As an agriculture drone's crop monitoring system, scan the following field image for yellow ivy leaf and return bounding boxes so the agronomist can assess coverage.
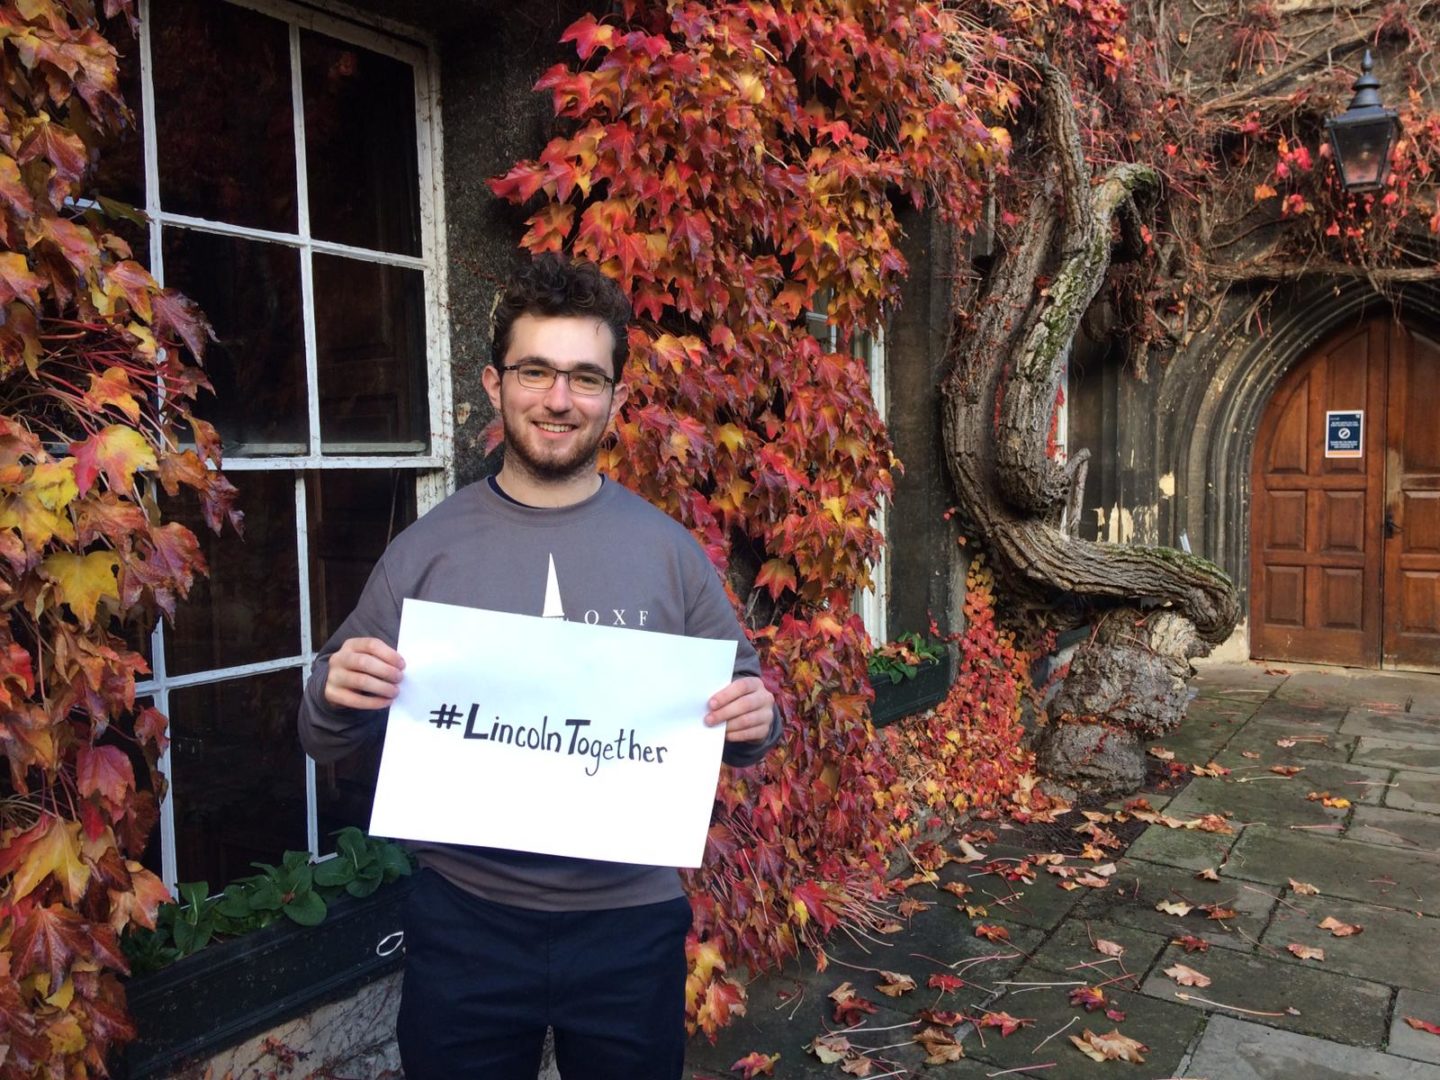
[45,1012,86,1056]
[41,551,119,626]
[10,818,90,905]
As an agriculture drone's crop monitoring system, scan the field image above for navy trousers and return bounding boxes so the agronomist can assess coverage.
[395,869,692,1079]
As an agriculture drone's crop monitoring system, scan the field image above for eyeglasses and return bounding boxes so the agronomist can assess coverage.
[500,362,615,396]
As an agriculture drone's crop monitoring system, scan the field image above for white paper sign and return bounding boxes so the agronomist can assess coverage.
[368,599,737,868]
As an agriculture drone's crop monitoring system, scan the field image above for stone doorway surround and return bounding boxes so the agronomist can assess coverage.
[1159,279,1440,664]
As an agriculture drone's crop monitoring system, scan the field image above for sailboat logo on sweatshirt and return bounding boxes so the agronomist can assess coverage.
[541,553,649,627]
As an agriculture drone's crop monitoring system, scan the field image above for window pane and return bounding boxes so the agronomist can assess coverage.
[149,0,297,232]
[162,229,308,455]
[302,32,421,256]
[165,471,301,676]
[126,696,163,879]
[306,470,416,647]
[306,470,416,851]
[314,255,428,451]
[169,671,307,888]
[90,16,147,260]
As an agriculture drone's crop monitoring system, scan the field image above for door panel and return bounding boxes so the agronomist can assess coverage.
[1383,330,1440,669]
[1251,322,1386,666]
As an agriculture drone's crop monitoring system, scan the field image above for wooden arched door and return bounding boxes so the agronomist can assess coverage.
[1251,319,1440,671]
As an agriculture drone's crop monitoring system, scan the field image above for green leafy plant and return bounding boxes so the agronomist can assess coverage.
[866,633,947,685]
[121,830,412,976]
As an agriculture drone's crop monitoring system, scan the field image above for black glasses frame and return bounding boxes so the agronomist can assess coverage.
[500,362,615,396]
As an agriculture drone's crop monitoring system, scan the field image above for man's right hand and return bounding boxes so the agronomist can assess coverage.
[323,637,406,710]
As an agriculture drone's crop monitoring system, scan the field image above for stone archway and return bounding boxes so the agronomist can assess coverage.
[1163,280,1440,658]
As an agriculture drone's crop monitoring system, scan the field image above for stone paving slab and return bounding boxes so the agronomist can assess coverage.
[1191,662,1289,697]
[1392,989,1440,1066]
[1262,893,1440,994]
[1072,858,1276,952]
[966,963,1204,1079]
[1348,805,1440,850]
[1185,1015,1440,1079]
[823,895,1045,1012]
[1344,708,1440,747]
[1026,917,1170,984]
[950,871,1083,933]
[1213,719,1358,766]
[1388,770,1440,814]
[1228,829,1440,914]
[1162,764,1388,830]
[1182,694,1262,726]
[1354,737,1440,772]
[1249,696,1352,727]
[1140,939,1393,1047]
[1272,667,1433,710]
[1153,717,1243,764]
[1122,819,1240,872]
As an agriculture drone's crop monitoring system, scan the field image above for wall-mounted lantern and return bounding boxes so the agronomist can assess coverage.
[1325,50,1400,192]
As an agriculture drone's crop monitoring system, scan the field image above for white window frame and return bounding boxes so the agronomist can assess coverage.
[131,0,453,889]
[805,311,889,645]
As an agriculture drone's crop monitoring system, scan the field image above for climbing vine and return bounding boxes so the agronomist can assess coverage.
[0,2,233,1073]
[490,0,1038,1034]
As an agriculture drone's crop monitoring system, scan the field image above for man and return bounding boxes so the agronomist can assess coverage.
[297,254,780,1079]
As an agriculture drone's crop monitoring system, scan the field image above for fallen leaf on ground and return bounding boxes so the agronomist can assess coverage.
[828,982,878,1024]
[1095,938,1126,958]
[1070,985,1108,1011]
[1270,765,1304,776]
[1070,1028,1148,1064]
[1318,916,1363,937]
[1202,903,1238,920]
[1241,750,1261,759]
[893,871,937,890]
[1172,934,1210,952]
[1192,761,1230,777]
[964,904,988,917]
[897,897,931,917]
[1195,867,1221,881]
[840,1057,873,1077]
[1189,813,1235,834]
[1164,963,1211,987]
[1076,873,1113,888]
[1148,747,1175,761]
[941,881,971,899]
[928,972,965,993]
[1105,1006,1127,1022]
[979,1011,1031,1037]
[1276,738,1298,748]
[954,838,986,863]
[975,923,1010,941]
[1032,852,1066,866]
[731,1051,779,1078]
[920,1008,963,1027]
[1287,943,1325,960]
[875,970,915,997]
[914,1025,964,1063]
[1156,900,1194,916]
[808,1034,851,1064]
[1404,1017,1440,1036]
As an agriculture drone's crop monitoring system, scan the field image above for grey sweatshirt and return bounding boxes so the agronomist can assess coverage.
[298,477,780,911]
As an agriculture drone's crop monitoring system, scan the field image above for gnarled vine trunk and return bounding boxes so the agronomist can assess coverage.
[941,62,1241,796]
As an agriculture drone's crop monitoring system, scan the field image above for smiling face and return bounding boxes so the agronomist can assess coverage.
[482,314,628,491]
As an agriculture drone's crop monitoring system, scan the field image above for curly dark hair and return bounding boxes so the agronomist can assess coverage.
[491,254,632,379]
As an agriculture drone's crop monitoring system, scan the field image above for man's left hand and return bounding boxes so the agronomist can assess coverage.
[705,676,775,743]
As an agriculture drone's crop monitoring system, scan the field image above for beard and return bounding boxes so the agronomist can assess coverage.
[500,409,606,483]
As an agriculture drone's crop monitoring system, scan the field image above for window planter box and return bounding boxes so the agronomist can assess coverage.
[116,877,412,1079]
[869,655,953,728]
